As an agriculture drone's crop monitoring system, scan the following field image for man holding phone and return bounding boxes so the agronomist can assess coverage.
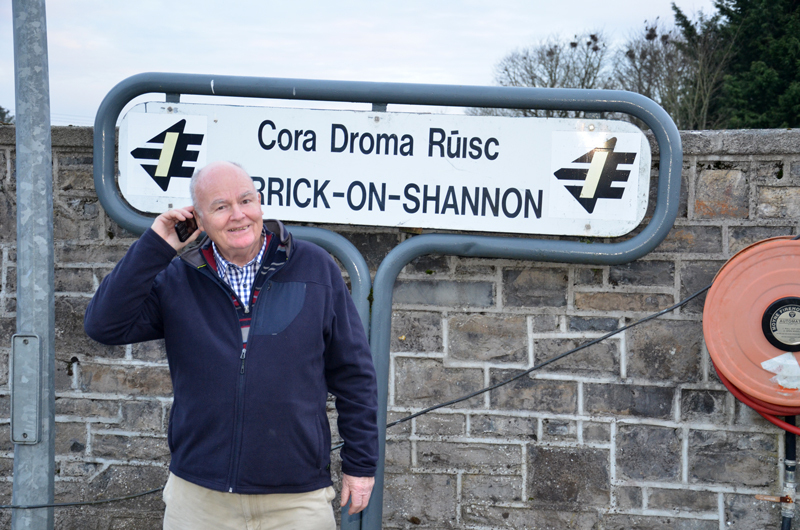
[84,161,378,530]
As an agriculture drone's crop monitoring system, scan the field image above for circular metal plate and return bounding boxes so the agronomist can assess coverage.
[703,236,800,406]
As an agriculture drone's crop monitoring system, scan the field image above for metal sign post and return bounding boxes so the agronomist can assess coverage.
[11,0,56,529]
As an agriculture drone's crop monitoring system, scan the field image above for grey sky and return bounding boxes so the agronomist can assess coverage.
[2,0,716,126]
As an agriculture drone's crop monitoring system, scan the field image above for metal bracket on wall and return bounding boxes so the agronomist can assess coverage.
[95,72,683,530]
[11,334,42,445]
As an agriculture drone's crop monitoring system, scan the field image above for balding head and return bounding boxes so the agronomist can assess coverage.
[190,161,250,212]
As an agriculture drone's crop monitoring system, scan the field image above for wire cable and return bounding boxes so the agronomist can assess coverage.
[0,486,164,510]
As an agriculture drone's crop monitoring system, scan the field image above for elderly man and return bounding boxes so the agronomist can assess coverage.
[84,161,378,530]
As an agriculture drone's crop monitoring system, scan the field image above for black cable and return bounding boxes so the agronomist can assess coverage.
[0,486,164,510]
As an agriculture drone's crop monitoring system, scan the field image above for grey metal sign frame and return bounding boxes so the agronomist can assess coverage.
[94,72,682,529]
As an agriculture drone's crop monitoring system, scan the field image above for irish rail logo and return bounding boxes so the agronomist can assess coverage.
[130,119,204,192]
[553,137,636,214]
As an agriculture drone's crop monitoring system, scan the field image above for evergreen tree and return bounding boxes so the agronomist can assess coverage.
[0,106,13,124]
[716,0,800,128]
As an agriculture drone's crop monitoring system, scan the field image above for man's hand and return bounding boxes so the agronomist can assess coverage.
[150,206,201,251]
[341,474,374,515]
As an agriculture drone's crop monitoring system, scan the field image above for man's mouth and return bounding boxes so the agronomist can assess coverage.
[228,226,249,233]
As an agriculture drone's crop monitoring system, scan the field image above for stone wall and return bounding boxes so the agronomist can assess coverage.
[0,126,799,528]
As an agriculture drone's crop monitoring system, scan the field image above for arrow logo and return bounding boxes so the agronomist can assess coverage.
[553,137,637,213]
[130,119,204,191]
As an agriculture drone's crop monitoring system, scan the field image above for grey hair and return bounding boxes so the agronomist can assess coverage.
[189,161,249,211]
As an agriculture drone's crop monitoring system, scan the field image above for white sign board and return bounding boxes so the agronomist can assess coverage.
[119,102,651,237]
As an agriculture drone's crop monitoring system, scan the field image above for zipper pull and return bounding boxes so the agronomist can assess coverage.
[240,349,246,374]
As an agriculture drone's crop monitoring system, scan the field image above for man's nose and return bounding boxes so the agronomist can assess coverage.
[230,204,245,219]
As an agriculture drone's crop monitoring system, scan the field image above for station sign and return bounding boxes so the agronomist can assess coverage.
[118,102,651,237]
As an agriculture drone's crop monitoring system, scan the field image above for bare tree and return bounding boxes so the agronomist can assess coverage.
[468,33,614,118]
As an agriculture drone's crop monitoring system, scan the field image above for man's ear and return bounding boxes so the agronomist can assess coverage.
[194,210,204,232]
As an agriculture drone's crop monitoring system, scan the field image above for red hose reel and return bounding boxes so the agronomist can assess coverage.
[703,236,800,435]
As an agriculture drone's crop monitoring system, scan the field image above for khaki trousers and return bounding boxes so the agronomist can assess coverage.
[162,473,336,530]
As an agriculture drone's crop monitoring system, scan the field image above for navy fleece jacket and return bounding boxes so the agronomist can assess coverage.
[84,221,378,494]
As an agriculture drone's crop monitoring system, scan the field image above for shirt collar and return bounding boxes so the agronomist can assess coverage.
[211,227,268,276]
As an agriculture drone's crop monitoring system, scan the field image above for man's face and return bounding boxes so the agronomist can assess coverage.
[194,163,264,266]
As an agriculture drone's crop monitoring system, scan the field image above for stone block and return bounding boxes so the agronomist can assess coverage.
[462,505,600,529]
[627,320,703,382]
[56,242,133,265]
[532,314,560,332]
[528,446,609,506]
[383,472,457,527]
[542,418,577,441]
[616,425,681,481]
[535,338,619,376]
[724,492,781,528]
[55,422,87,455]
[384,439,411,471]
[574,267,603,286]
[54,196,104,241]
[56,296,125,358]
[689,430,777,486]
[390,311,442,352]
[584,422,610,442]
[757,187,800,218]
[131,339,167,362]
[78,363,173,397]
[85,464,168,511]
[386,411,411,435]
[57,154,95,192]
[655,226,722,254]
[393,279,494,307]
[453,259,495,276]
[584,383,674,419]
[616,486,642,509]
[681,389,729,424]
[753,160,785,180]
[694,169,748,219]
[609,260,675,286]
[734,401,773,427]
[568,316,619,332]
[55,397,120,420]
[342,231,399,272]
[58,460,103,478]
[91,433,170,462]
[574,292,674,312]
[415,414,465,436]
[649,487,717,511]
[729,225,795,254]
[417,441,521,471]
[470,414,538,440]
[448,314,527,363]
[0,316,16,348]
[393,357,483,408]
[462,474,523,503]
[679,260,725,315]
[489,370,577,413]
[120,400,164,432]
[0,186,15,243]
[55,267,95,293]
[408,254,449,275]
[503,268,568,307]
[596,515,716,529]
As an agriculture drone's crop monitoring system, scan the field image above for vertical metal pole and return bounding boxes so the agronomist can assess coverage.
[11,0,55,528]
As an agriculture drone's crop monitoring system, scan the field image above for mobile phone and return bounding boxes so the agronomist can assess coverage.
[174,217,198,242]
